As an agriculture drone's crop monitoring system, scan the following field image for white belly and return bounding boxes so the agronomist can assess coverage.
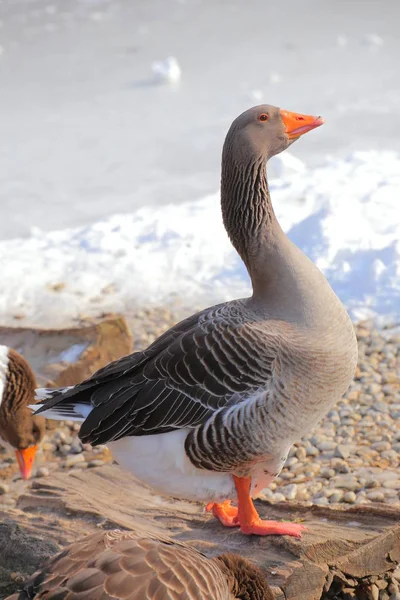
[108,429,289,503]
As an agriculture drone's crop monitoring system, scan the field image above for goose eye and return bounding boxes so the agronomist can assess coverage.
[259,113,269,122]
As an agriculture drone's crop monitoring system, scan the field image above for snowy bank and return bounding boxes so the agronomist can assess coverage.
[1,151,399,326]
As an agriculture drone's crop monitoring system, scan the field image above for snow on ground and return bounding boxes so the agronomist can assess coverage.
[0,150,399,327]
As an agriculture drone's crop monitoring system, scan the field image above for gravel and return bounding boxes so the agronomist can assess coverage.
[0,313,399,511]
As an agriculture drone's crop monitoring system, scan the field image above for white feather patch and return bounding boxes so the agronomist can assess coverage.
[0,345,10,408]
[30,402,92,422]
[35,386,73,401]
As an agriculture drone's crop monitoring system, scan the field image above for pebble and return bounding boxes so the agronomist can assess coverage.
[0,483,10,495]
[376,580,388,591]
[64,454,86,467]
[73,461,88,469]
[42,442,56,452]
[343,491,357,504]
[282,484,297,501]
[305,445,319,457]
[335,444,352,459]
[69,439,83,454]
[88,459,105,468]
[371,584,380,600]
[392,568,400,583]
[317,441,337,452]
[295,447,307,460]
[320,468,335,479]
[372,401,390,413]
[388,583,399,594]
[333,475,359,491]
[329,491,343,503]
[371,441,391,451]
[366,491,385,502]
[0,317,399,513]
[313,497,329,506]
[270,493,286,503]
[35,467,50,478]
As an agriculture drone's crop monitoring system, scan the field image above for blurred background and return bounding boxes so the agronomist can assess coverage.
[0,0,399,325]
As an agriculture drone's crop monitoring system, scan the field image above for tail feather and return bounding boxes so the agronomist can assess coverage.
[35,386,73,401]
[30,387,92,423]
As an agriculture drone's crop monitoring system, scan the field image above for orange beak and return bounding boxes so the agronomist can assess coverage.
[15,444,39,480]
[280,109,324,140]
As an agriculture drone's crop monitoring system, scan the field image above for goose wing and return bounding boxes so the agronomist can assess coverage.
[8,530,231,600]
[36,302,278,445]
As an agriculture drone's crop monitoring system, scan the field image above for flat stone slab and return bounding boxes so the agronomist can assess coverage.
[0,464,397,600]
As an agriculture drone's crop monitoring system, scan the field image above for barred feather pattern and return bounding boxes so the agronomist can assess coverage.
[221,152,274,270]
[5,529,273,600]
[33,105,358,482]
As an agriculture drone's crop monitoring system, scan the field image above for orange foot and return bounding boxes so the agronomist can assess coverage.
[240,518,306,538]
[205,500,239,527]
[206,476,307,538]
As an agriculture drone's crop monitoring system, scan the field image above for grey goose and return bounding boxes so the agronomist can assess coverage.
[33,105,358,537]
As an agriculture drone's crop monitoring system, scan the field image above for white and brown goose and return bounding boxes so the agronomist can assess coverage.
[0,346,45,479]
[33,105,358,537]
[6,529,274,600]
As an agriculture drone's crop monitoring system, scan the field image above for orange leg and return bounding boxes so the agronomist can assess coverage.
[233,475,306,537]
[205,500,239,527]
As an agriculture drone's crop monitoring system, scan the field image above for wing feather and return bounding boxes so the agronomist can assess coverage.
[37,302,279,446]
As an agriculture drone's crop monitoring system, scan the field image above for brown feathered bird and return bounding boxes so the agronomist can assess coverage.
[6,529,274,600]
[0,345,45,479]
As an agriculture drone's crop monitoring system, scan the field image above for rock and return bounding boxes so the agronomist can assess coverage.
[329,491,344,503]
[365,479,380,489]
[371,441,392,452]
[313,497,330,506]
[0,521,59,597]
[392,567,400,582]
[317,441,337,452]
[64,454,86,468]
[41,442,56,452]
[69,439,83,454]
[372,402,390,414]
[371,584,380,600]
[87,460,105,468]
[320,468,335,479]
[382,450,398,461]
[282,484,297,501]
[35,467,50,478]
[367,491,385,502]
[0,314,133,389]
[295,447,307,460]
[0,484,9,496]
[271,492,286,503]
[343,491,357,504]
[333,476,359,491]
[53,431,70,445]
[335,444,352,459]
[305,445,319,457]
[374,580,388,591]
